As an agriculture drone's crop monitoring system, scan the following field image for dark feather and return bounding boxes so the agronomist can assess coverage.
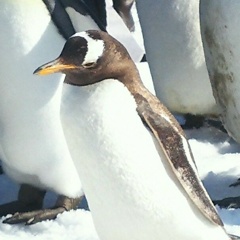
[42,0,106,40]
[136,93,223,226]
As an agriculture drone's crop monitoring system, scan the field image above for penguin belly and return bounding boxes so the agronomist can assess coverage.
[136,0,218,116]
[0,0,82,197]
[61,80,228,240]
[200,0,240,143]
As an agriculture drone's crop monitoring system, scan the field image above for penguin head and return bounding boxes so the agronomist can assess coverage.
[34,30,133,86]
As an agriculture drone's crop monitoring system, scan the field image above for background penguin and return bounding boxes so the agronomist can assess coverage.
[0,0,142,224]
[135,0,219,128]
[200,0,240,207]
[112,0,135,31]
[0,0,107,224]
[105,0,144,62]
[200,0,240,143]
[35,30,231,240]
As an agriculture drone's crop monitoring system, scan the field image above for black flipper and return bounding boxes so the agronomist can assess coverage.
[135,93,223,226]
[42,0,106,40]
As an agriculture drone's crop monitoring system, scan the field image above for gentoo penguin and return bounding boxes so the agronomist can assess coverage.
[200,0,240,200]
[135,0,218,119]
[0,0,105,224]
[34,30,231,240]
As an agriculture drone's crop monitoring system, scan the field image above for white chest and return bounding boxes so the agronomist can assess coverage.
[61,80,228,240]
[0,1,82,197]
[136,0,217,115]
[0,0,65,112]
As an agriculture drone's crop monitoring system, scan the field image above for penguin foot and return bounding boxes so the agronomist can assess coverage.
[3,196,81,225]
[181,113,227,133]
[1,184,82,224]
[3,207,65,225]
[0,184,46,217]
[205,118,227,133]
[181,114,205,129]
[3,195,82,225]
[0,200,44,217]
[213,196,240,209]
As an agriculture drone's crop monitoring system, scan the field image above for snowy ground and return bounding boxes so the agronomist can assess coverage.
[1,2,240,240]
[1,126,240,239]
[186,127,240,237]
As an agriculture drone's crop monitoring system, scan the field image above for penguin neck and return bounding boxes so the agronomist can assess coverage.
[116,60,149,102]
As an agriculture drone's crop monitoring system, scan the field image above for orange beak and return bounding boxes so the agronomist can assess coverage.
[33,58,77,76]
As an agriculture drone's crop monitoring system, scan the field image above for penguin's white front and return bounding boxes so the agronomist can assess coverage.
[0,0,82,197]
[61,80,229,240]
[136,0,218,115]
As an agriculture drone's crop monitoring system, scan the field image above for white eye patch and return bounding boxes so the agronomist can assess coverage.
[71,32,105,65]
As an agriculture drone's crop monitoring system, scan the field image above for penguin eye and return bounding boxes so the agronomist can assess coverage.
[82,62,96,69]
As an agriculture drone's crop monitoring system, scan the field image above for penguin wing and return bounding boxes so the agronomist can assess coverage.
[43,0,75,39]
[43,0,106,40]
[136,97,223,226]
[59,0,107,31]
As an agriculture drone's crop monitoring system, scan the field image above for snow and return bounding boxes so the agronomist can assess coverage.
[0,209,98,240]
[185,128,240,236]
[1,2,240,240]
[1,126,240,239]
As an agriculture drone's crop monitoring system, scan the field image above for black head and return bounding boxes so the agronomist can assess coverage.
[34,30,133,86]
